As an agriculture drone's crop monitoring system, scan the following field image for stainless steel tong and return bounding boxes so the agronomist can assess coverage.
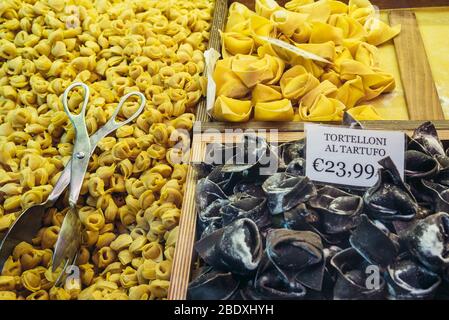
[0,82,146,278]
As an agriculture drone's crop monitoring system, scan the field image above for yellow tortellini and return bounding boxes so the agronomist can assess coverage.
[0,0,213,300]
[211,0,400,122]
[212,96,252,122]
[254,99,294,121]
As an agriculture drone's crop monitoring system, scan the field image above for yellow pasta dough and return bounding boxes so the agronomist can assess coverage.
[254,99,295,121]
[211,0,401,122]
[0,0,214,300]
[212,96,252,122]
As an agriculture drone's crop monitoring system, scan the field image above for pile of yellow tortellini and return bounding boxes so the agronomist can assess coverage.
[211,0,400,122]
[0,0,214,300]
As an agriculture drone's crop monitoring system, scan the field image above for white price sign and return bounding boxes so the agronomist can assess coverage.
[305,124,405,188]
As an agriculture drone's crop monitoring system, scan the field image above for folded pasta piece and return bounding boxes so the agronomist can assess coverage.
[291,21,312,43]
[257,42,294,67]
[343,39,379,67]
[285,0,314,10]
[348,0,375,24]
[286,0,331,23]
[347,104,383,120]
[270,9,308,37]
[293,113,301,121]
[252,83,283,104]
[328,0,349,14]
[310,22,344,45]
[339,58,381,79]
[0,0,215,300]
[333,46,354,73]
[362,71,396,100]
[296,41,336,61]
[263,54,286,84]
[335,76,365,108]
[298,95,345,121]
[0,123,13,136]
[249,14,276,45]
[231,54,272,88]
[328,14,367,40]
[340,60,395,100]
[212,96,252,122]
[256,0,281,18]
[254,99,294,121]
[221,32,254,57]
[321,70,342,87]
[354,42,379,67]
[365,17,401,46]
[256,34,330,70]
[226,2,254,34]
[0,141,18,171]
[280,65,320,100]
[301,80,338,107]
[213,58,250,98]
[296,57,326,78]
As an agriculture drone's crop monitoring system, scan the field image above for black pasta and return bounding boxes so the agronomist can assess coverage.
[309,186,363,234]
[188,125,449,300]
[363,157,418,222]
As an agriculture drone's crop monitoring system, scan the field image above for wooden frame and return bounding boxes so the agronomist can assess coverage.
[168,128,449,300]
[196,0,449,126]
[169,0,449,301]
[199,119,449,132]
[390,10,444,120]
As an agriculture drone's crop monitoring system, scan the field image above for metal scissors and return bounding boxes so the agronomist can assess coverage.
[0,82,146,280]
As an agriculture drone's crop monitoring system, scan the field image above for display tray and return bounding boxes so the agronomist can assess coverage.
[196,0,449,130]
[168,126,449,300]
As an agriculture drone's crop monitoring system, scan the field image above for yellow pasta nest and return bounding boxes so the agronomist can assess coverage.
[211,0,400,122]
[0,0,214,300]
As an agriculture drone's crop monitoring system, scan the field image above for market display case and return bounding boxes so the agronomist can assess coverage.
[1,0,449,301]
[196,0,449,130]
[169,128,449,299]
[168,0,449,300]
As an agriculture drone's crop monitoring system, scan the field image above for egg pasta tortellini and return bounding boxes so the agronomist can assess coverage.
[211,0,400,122]
[0,0,213,300]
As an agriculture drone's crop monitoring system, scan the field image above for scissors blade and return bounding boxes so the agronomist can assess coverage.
[52,208,82,272]
[52,143,87,271]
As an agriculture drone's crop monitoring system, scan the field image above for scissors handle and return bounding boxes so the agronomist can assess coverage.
[47,88,146,205]
[62,82,90,120]
[88,91,146,148]
[62,82,92,207]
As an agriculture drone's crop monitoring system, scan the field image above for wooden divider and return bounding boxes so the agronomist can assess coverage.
[168,134,204,300]
[200,120,449,132]
[195,0,228,123]
[390,10,444,120]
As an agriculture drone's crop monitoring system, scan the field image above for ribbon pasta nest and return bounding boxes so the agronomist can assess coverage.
[211,0,401,122]
[0,0,214,300]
